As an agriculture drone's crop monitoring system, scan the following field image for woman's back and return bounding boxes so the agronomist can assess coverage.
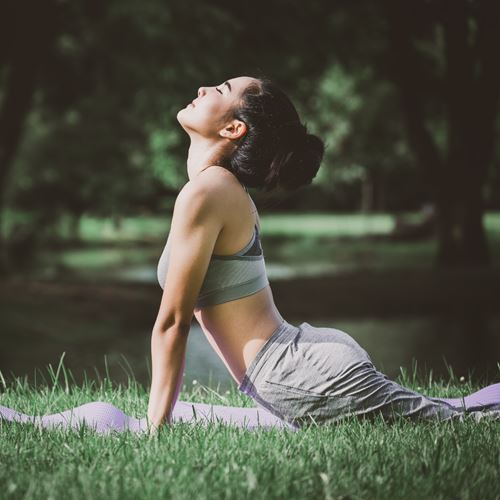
[157,219,269,309]
[160,166,284,385]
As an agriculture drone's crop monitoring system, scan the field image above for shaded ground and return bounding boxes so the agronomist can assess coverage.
[1,268,499,388]
[2,211,499,389]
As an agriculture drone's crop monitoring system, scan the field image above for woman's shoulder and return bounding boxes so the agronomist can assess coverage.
[195,165,240,190]
[175,167,238,218]
[180,167,240,202]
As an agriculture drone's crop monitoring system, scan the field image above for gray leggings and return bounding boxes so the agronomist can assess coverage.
[238,320,500,429]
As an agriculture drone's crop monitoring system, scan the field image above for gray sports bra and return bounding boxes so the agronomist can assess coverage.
[156,213,269,309]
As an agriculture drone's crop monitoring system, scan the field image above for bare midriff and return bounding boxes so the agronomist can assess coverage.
[189,165,284,386]
[193,286,284,386]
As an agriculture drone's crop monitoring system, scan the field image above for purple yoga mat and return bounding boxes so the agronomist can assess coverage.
[0,399,297,434]
[1,383,499,434]
[430,383,500,408]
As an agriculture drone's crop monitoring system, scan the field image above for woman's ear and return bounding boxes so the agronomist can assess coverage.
[220,119,247,141]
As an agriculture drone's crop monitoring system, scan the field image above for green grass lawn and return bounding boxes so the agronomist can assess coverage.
[72,211,500,241]
[1,363,499,500]
[28,211,500,279]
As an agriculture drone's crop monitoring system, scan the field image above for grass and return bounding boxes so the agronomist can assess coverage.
[2,213,499,498]
[1,358,499,500]
[26,211,500,279]
[68,211,500,241]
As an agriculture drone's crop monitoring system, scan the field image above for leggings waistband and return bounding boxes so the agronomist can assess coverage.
[238,319,300,395]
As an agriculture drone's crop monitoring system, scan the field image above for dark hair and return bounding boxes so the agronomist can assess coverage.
[222,77,325,192]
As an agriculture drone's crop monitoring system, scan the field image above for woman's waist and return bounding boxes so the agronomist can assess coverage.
[193,289,284,376]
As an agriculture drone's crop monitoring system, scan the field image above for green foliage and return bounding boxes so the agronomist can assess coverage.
[298,62,423,210]
[2,0,499,270]
[147,122,186,189]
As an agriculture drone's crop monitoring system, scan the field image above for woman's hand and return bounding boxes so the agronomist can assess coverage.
[148,422,160,439]
[147,414,172,438]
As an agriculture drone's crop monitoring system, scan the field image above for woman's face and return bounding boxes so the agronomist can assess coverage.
[177,76,256,140]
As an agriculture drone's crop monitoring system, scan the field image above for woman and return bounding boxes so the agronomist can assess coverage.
[1,76,498,435]
[149,75,500,432]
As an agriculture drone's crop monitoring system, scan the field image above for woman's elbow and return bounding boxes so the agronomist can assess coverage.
[152,315,191,337]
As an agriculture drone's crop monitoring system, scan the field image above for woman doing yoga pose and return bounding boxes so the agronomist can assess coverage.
[1,76,499,434]
[149,75,500,432]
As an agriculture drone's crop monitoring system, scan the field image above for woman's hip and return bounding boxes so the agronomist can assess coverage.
[237,320,375,425]
[237,320,473,427]
[238,321,372,394]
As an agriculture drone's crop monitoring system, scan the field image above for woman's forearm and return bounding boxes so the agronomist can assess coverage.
[147,326,189,430]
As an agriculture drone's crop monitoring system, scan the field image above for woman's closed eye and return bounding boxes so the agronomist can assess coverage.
[216,87,223,94]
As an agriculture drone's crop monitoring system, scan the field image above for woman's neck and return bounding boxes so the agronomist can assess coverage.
[186,135,231,180]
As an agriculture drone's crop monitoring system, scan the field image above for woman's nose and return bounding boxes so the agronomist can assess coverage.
[198,87,206,97]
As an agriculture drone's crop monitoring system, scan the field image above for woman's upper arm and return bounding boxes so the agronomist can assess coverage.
[152,180,224,334]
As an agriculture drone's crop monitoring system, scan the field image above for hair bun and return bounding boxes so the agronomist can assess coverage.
[268,123,325,190]
[227,77,326,192]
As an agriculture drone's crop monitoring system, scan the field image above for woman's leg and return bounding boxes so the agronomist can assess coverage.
[241,321,500,427]
[0,399,297,434]
[169,400,297,431]
[428,383,500,410]
[326,364,500,425]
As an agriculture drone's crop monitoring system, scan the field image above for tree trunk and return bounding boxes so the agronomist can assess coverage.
[0,1,58,270]
[0,206,9,274]
[384,0,500,268]
[461,183,490,266]
[360,170,374,213]
[435,175,490,268]
[435,195,459,267]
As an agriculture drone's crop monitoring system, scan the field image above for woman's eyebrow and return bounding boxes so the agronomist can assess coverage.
[223,81,232,92]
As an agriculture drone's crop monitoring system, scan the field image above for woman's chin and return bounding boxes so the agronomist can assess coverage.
[176,108,189,124]
[177,104,194,118]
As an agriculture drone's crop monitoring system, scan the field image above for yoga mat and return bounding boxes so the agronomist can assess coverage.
[1,383,499,434]
[0,399,298,434]
[430,383,500,409]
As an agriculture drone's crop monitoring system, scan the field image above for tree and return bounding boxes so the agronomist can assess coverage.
[2,0,498,271]
[383,0,500,267]
[0,0,60,269]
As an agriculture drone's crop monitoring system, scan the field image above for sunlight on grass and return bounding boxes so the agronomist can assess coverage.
[59,247,159,269]
[32,211,500,279]
[79,216,170,242]
[0,356,499,500]
[77,212,399,242]
[484,212,500,233]
[261,213,395,237]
